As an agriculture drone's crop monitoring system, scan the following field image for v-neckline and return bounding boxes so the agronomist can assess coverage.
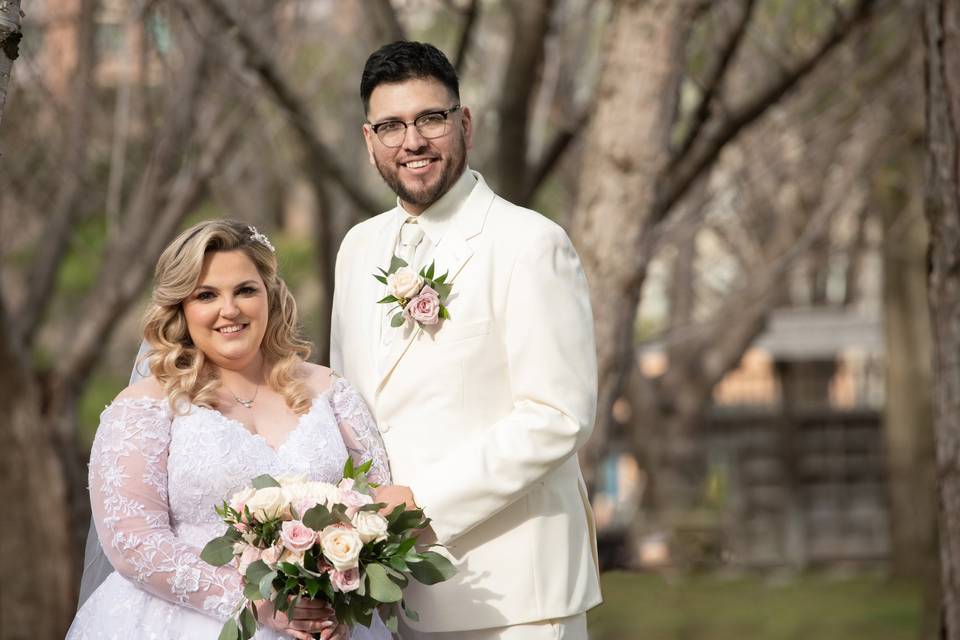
[193,384,335,454]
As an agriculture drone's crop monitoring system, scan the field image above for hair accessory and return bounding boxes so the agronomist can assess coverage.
[247,225,276,253]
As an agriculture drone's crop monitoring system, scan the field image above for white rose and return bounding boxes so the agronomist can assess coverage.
[275,473,308,486]
[387,267,423,300]
[283,481,339,516]
[351,511,388,544]
[319,525,363,571]
[245,487,288,521]
[229,487,256,512]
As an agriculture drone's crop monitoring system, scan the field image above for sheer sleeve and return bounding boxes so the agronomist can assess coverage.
[88,398,243,621]
[329,376,391,485]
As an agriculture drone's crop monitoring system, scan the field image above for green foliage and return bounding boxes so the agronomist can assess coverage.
[201,535,237,566]
[587,572,922,640]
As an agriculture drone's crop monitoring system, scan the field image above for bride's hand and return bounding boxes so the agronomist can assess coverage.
[254,598,346,640]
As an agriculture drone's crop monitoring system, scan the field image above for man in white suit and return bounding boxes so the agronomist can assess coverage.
[330,41,601,639]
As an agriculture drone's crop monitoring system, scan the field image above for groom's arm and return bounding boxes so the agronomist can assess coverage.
[407,223,597,546]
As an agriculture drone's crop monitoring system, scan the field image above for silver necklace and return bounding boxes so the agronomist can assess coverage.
[226,380,260,408]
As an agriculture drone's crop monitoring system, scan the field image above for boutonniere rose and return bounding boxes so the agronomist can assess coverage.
[373,256,452,328]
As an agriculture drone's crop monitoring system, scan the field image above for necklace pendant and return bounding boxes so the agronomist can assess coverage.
[237,398,254,409]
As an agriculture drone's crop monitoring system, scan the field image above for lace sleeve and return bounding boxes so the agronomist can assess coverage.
[88,398,243,621]
[329,377,391,485]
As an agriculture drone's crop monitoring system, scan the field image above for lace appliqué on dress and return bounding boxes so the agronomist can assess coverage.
[330,376,392,485]
[89,399,243,621]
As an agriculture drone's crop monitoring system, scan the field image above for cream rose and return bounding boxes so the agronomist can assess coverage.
[319,525,363,571]
[245,487,288,521]
[260,545,282,567]
[280,548,306,566]
[229,487,256,513]
[351,511,388,544]
[237,545,262,575]
[387,267,423,300]
[283,481,339,516]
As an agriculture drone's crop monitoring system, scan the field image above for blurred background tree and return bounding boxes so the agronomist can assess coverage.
[0,1,942,638]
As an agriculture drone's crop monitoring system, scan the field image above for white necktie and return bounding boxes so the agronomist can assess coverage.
[397,217,425,267]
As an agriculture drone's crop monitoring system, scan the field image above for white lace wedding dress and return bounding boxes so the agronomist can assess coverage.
[67,376,392,640]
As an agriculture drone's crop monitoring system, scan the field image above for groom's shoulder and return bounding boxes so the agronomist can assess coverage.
[339,209,394,256]
[487,195,571,250]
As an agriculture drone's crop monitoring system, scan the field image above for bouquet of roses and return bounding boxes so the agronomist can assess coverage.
[201,459,455,639]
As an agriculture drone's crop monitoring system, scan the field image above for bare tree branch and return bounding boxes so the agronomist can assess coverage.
[0,0,23,133]
[520,108,590,205]
[365,0,406,45]
[657,0,880,221]
[186,0,383,215]
[453,0,480,74]
[495,0,557,202]
[673,0,758,163]
[14,0,98,347]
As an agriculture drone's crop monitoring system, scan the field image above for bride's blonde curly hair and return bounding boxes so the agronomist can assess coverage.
[142,219,313,415]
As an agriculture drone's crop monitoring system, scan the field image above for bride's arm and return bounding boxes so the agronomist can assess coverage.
[88,395,243,621]
[329,376,391,486]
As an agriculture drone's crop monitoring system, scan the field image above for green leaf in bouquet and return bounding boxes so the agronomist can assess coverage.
[201,535,237,566]
[245,560,272,585]
[395,537,417,556]
[252,474,281,489]
[390,312,406,328]
[358,502,388,513]
[284,576,299,591]
[239,606,257,639]
[373,274,388,285]
[343,456,356,479]
[439,305,451,320]
[389,255,407,273]
[365,563,403,603]
[388,555,408,573]
[358,458,373,474]
[243,580,262,601]
[389,507,428,533]
[377,294,398,304]
[302,504,337,530]
[434,282,453,302]
[277,562,301,576]
[402,598,420,622]
[434,272,448,285]
[259,570,278,600]
[408,551,457,585]
[378,267,389,277]
[218,618,240,640]
[426,262,435,280]
[306,577,321,599]
[330,503,352,524]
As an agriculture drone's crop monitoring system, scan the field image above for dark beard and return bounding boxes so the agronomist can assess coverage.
[376,139,467,209]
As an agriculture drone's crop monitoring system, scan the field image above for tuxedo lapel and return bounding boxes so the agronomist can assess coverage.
[375,173,496,394]
[366,212,404,378]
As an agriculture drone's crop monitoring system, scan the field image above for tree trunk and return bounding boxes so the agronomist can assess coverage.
[571,0,696,486]
[0,0,22,131]
[924,0,959,636]
[0,304,74,639]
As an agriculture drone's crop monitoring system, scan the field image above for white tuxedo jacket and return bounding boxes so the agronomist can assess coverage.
[330,171,602,632]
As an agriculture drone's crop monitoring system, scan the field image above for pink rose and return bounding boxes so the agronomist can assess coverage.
[403,286,440,325]
[337,488,373,518]
[280,520,316,553]
[237,545,261,575]
[330,568,360,593]
[260,545,282,567]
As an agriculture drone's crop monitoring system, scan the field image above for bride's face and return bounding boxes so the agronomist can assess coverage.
[182,250,269,371]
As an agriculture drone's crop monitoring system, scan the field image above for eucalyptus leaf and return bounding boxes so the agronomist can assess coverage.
[217,618,240,640]
[374,274,388,284]
[439,306,450,320]
[389,255,407,272]
[365,563,403,602]
[251,474,281,489]
[390,313,406,328]
[358,501,388,512]
[408,551,457,584]
[259,571,278,600]
[377,295,398,304]
[302,504,336,531]
[200,535,236,566]
[243,581,262,601]
[402,599,420,622]
[434,272,447,285]
[245,560,272,585]
[239,606,257,638]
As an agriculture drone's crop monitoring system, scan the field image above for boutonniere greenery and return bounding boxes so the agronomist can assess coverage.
[373,256,452,328]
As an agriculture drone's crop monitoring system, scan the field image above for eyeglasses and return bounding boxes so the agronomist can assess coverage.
[369,105,461,148]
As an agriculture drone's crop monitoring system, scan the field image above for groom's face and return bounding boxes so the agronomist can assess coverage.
[363,77,472,214]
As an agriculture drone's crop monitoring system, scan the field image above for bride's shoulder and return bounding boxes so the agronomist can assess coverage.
[113,377,166,404]
[299,362,337,396]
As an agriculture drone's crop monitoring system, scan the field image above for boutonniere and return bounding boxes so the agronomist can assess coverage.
[373,256,452,328]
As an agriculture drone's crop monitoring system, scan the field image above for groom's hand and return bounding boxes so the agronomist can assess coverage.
[374,484,419,513]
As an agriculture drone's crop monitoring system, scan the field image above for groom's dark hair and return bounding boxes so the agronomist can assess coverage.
[360,41,460,114]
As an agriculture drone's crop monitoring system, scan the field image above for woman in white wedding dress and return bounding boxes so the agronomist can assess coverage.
[67,220,392,640]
